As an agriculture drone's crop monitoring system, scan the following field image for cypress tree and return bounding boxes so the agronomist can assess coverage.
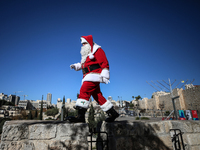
[34,110,38,119]
[77,93,79,99]
[63,96,66,118]
[28,110,33,120]
[88,104,96,132]
[39,95,43,120]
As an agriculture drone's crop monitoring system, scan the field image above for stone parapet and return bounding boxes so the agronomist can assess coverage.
[1,120,200,150]
[101,120,200,150]
[0,120,88,150]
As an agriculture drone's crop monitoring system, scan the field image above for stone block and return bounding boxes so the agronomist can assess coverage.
[1,123,28,141]
[0,141,35,150]
[147,121,165,135]
[158,134,173,148]
[170,121,193,133]
[182,133,189,147]
[56,123,88,141]
[102,122,128,136]
[0,141,22,150]
[57,123,74,137]
[73,123,89,136]
[32,140,48,150]
[128,122,151,136]
[191,145,200,150]
[115,137,133,150]
[191,122,200,133]
[49,140,88,150]
[29,124,56,140]
[187,134,200,145]
[19,141,35,150]
[163,121,173,133]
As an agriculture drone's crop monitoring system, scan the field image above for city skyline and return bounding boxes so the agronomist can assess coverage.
[1,0,200,104]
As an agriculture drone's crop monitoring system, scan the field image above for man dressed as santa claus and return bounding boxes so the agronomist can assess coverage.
[68,35,119,123]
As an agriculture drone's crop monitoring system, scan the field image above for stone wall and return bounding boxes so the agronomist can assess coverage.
[146,98,156,110]
[0,120,88,150]
[138,99,145,109]
[1,120,200,150]
[182,86,200,110]
[137,87,200,112]
[101,120,200,150]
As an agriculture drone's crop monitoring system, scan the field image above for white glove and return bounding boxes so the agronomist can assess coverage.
[70,64,75,70]
[70,63,81,71]
[100,76,110,84]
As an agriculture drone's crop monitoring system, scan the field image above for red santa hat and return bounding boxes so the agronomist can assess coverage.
[80,35,95,59]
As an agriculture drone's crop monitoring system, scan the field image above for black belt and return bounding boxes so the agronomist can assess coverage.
[82,64,101,74]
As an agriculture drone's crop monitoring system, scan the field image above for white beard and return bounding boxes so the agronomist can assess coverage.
[80,44,91,64]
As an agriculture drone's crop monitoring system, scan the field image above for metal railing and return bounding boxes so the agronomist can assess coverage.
[170,129,186,150]
[88,131,109,150]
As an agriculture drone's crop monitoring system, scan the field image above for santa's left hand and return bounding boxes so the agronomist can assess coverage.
[70,64,75,69]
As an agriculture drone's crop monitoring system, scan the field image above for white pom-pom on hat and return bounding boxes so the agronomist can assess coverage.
[89,54,94,59]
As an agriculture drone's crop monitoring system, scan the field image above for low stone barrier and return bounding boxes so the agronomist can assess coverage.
[100,120,200,150]
[0,120,88,150]
[1,120,200,150]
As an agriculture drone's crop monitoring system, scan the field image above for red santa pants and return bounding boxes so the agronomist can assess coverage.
[78,81,107,105]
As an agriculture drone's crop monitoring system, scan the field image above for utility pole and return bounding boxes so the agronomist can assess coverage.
[169,78,179,120]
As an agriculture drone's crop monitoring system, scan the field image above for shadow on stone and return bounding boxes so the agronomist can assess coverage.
[101,121,171,150]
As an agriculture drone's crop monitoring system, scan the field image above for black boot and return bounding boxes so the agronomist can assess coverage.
[105,107,119,122]
[66,106,87,123]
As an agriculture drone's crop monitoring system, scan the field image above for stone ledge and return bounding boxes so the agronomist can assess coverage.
[1,120,200,150]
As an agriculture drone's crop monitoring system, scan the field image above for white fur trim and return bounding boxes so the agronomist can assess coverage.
[74,63,82,71]
[100,69,110,79]
[76,98,90,109]
[92,43,101,54]
[89,54,94,59]
[80,37,88,44]
[82,73,101,84]
[100,100,113,112]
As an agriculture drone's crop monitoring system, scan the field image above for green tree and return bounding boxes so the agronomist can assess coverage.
[62,96,66,118]
[45,108,59,117]
[159,103,165,117]
[132,96,134,100]
[164,111,170,116]
[88,104,96,132]
[129,103,134,108]
[96,110,106,124]
[77,93,79,99]
[34,110,38,119]
[135,95,142,101]
[39,95,43,120]
[68,110,78,116]
[0,100,15,107]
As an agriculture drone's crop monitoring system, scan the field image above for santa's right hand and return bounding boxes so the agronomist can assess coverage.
[70,64,75,69]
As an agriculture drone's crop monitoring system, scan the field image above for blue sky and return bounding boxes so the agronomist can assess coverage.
[1,0,200,104]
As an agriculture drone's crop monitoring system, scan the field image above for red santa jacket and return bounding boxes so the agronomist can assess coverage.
[73,35,110,84]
